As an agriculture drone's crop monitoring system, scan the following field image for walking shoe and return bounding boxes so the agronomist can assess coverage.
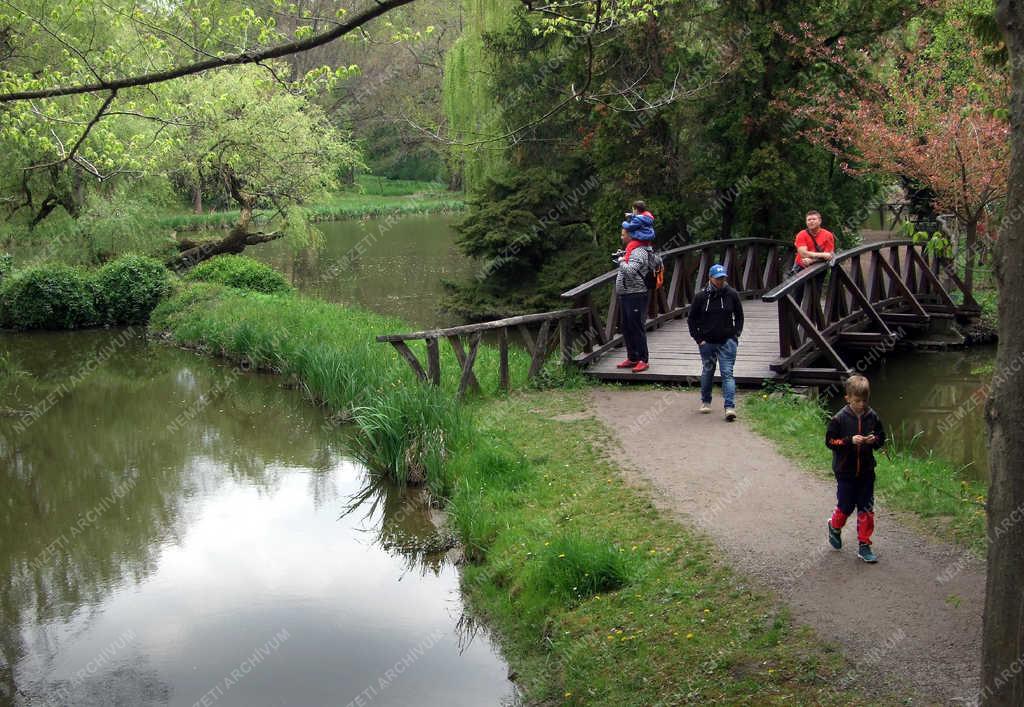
[699,403,711,414]
[827,520,842,550]
[631,361,649,373]
[615,359,637,369]
[857,543,878,563]
[724,408,737,421]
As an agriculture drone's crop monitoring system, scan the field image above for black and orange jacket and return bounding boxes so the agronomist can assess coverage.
[825,405,886,479]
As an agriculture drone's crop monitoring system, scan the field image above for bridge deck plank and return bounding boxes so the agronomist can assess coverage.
[585,300,782,386]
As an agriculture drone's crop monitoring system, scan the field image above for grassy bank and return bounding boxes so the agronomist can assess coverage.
[150,281,538,485]
[151,282,885,704]
[744,390,987,552]
[159,177,464,232]
[453,389,884,705]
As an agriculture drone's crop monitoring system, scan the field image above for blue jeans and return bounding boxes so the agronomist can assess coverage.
[699,338,737,409]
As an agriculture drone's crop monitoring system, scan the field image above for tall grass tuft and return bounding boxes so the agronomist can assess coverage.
[150,282,536,488]
[350,384,471,488]
[524,532,635,605]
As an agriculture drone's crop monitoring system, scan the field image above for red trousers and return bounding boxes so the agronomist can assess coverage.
[828,476,875,545]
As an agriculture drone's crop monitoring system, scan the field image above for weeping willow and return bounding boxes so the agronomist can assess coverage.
[443,0,515,192]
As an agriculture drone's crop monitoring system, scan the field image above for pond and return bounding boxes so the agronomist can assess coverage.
[0,330,513,706]
[253,214,475,329]
[854,347,995,481]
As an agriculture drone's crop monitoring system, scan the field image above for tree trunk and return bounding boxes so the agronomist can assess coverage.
[166,168,282,271]
[963,216,978,298]
[984,4,1024,706]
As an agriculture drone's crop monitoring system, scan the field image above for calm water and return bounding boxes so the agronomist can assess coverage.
[253,215,475,328]
[831,347,996,481]
[0,330,512,706]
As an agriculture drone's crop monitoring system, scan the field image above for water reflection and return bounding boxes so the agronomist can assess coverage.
[252,214,475,328]
[832,347,995,480]
[0,331,510,706]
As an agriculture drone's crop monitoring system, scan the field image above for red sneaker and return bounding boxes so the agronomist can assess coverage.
[616,359,637,368]
[631,361,649,373]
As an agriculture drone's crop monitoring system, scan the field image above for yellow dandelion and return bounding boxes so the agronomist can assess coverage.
[558,553,566,558]
[686,633,694,639]
[564,692,572,698]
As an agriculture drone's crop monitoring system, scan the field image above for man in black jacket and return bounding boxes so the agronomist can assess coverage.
[687,263,744,420]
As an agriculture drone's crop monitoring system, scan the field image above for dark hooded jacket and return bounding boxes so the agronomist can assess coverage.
[687,284,744,344]
[825,405,887,479]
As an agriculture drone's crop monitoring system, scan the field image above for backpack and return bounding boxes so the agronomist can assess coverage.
[642,250,665,291]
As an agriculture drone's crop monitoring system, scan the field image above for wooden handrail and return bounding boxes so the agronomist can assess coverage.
[559,237,790,299]
[376,308,588,342]
[763,239,919,302]
[377,307,590,398]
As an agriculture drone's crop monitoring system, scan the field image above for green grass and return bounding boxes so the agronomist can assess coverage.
[158,179,463,232]
[149,281,552,491]
[352,174,448,196]
[449,389,887,705]
[744,390,987,551]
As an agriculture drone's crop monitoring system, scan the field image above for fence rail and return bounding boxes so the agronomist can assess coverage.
[376,308,588,397]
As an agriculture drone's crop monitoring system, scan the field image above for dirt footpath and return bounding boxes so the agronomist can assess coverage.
[590,388,984,705]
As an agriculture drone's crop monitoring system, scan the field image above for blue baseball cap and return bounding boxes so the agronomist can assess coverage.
[709,264,728,279]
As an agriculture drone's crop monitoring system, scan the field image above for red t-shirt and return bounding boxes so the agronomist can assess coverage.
[794,228,835,267]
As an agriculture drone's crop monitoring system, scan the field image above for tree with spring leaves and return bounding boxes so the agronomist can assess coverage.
[790,24,1009,296]
[161,66,363,268]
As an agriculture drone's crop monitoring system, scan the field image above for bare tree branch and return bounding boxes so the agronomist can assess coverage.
[0,0,417,102]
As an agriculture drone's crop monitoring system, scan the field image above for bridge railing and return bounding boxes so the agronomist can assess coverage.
[376,308,588,398]
[762,239,978,382]
[560,238,794,365]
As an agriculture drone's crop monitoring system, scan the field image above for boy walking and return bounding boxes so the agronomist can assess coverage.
[826,375,887,563]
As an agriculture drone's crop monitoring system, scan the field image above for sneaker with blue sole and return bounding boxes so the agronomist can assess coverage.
[827,521,842,550]
[857,543,878,563]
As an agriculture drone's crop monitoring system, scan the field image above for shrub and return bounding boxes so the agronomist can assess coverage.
[185,255,292,295]
[0,254,12,281]
[92,255,171,325]
[0,264,97,329]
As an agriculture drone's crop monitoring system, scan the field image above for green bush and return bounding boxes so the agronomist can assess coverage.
[0,264,97,329]
[185,255,292,294]
[92,255,171,325]
[0,254,12,281]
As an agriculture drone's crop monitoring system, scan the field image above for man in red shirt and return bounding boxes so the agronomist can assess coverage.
[793,210,836,270]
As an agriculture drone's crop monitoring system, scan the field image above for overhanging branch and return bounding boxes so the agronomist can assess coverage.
[0,0,417,102]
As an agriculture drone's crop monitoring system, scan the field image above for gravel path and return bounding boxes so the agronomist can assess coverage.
[590,388,984,705]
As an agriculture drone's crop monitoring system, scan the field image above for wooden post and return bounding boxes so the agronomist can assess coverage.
[559,316,573,365]
[390,341,426,381]
[528,319,552,379]
[447,335,480,393]
[498,327,510,392]
[785,295,852,374]
[456,332,483,399]
[426,337,440,385]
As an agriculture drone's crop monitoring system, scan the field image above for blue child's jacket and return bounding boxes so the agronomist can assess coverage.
[621,212,655,241]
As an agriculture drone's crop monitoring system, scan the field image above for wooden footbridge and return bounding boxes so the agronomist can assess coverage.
[378,238,980,394]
